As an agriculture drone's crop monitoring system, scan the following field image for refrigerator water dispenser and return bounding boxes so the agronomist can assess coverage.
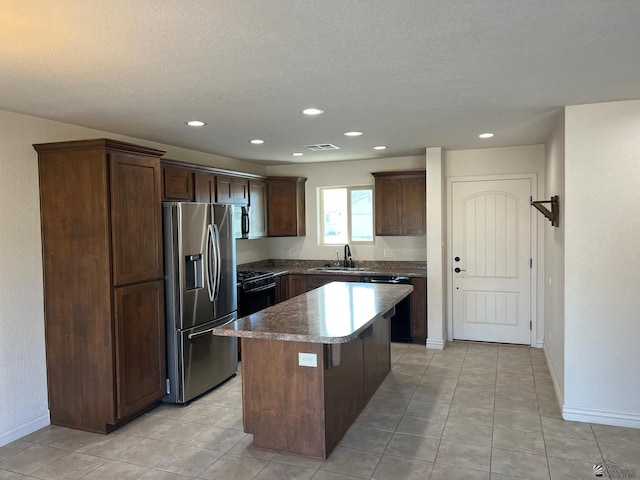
[184,254,203,290]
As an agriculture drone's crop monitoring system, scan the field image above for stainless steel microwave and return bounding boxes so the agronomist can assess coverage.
[232,205,250,239]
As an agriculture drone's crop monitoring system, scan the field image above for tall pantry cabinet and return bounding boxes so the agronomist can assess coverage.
[35,139,166,433]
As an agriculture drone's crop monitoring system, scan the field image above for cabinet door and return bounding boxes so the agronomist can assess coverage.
[323,336,365,454]
[374,171,426,236]
[402,176,426,235]
[163,166,194,200]
[274,275,289,303]
[216,175,233,203]
[114,281,166,419]
[233,178,249,205]
[410,277,427,342]
[267,178,306,236]
[249,180,268,237]
[287,274,307,298]
[374,176,403,235]
[362,315,391,401]
[195,171,216,203]
[110,153,163,286]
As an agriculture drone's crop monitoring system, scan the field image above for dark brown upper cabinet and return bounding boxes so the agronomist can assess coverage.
[111,153,164,285]
[267,176,307,237]
[162,165,194,201]
[195,171,216,203]
[372,170,426,236]
[213,175,248,205]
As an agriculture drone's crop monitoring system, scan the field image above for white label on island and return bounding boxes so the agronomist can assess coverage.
[298,352,318,368]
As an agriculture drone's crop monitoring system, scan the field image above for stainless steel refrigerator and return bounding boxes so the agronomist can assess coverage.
[162,202,238,404]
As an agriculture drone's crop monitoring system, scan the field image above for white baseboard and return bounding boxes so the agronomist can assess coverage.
[426,338,445,350]
[541,344,640,429]
[563,405,640,429]
[0,411,50,447]
[536,340,544,349]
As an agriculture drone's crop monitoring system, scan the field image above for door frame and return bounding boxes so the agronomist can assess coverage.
[447,173,538,346]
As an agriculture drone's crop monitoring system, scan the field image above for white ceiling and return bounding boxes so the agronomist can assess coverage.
[2,1,640,165]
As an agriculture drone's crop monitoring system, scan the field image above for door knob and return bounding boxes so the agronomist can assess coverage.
[454,256,460,262]
[454,267,466,273]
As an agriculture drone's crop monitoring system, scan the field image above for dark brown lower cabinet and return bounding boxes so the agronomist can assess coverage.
[274,275,289,304]
[241,315,390,460]
[287,274,307,298]
[362,317,391,401]
[114,281,166,419]
[323,339,366,454]
[410,277,427,343]
[277,273,426,343]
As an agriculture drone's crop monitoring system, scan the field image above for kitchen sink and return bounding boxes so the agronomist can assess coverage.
[308,267,370,273]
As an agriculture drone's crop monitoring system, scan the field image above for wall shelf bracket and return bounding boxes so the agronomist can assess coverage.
[531,195,559,227]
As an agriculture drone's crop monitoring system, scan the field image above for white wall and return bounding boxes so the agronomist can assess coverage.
[563,100,640,427]
[265,156,427,263]
[236,237,269,265]
[426,148,446,349]
[444,145,547,347]
[0,109,265,446]
[544,110,566,407]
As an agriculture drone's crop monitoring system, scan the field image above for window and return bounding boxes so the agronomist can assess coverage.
[319,186,374,245]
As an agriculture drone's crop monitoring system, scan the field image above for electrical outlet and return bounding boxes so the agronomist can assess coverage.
[383,248,393,258]
[298,352,317,368]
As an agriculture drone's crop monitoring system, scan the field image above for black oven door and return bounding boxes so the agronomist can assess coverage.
[238,283,276,317]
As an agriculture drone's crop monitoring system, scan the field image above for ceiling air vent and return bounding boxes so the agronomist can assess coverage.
[303,143,340,151]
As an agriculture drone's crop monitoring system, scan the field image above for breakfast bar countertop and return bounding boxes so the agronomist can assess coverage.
[214,281,413,344]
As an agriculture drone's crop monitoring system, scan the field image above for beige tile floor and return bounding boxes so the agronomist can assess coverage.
[1,342,639,479]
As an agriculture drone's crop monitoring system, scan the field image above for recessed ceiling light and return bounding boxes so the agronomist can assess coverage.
[373,145,387,150]
[344,131,363,137]
[186,120,206,127]
[478,132,494,139]
[302,108,324,116]
[249,139,265,144]
[291,152,304,157]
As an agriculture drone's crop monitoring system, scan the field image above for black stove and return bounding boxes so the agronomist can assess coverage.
[237,270,276,292]
[238,270,272,281]
[237,270,276,317]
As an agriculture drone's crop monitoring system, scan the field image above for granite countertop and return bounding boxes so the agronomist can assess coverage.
[238,260,427,278]
[214,282,413,344]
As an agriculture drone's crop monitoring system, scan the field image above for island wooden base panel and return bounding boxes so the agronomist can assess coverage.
[242,339,326,459]
[241,317,390,460]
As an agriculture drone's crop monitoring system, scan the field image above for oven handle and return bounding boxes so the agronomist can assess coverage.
[244,282,277,294]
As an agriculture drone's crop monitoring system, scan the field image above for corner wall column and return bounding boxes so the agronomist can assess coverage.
[426,147,446,349]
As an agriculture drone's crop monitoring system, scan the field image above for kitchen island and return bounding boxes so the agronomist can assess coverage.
[213,281,413,460]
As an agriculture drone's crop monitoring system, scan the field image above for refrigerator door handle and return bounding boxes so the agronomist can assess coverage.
[212,223,222,300]
[206,224,215,302]
[188,327,216,340]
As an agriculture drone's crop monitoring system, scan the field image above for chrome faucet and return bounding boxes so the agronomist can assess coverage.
[343,244,355,268]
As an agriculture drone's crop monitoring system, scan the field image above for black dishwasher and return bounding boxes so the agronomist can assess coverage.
[363,276,412,343]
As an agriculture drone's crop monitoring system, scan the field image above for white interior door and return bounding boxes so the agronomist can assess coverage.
[452,179,532,344]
